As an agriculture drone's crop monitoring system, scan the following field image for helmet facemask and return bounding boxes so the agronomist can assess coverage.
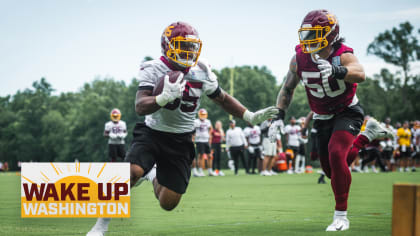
[165,35,202,68]
[298,23,336,54]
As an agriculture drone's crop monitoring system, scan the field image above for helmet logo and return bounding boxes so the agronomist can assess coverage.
[164,26,174,37]
[326,14,337,25]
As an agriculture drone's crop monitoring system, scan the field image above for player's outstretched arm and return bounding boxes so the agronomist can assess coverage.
[211,90,246,118]
[340,53,365,83]
[135,90,161,116]
[211,90,278,125]
[276,55,300,111]
[267,55,300,142]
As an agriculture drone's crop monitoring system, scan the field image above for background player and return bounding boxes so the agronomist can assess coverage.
[244,123,262,174]
[260,119,280,176]
[193,108,214,176]
[268,10,394,231]
[396,121,413,172]
[87,21,278,235]
[284,117,301,174]
[104,108,127,162]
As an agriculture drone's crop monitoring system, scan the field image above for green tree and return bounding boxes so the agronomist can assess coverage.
[367,22,419,90]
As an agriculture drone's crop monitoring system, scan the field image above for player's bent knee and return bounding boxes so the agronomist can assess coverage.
[130,164,144,180]
[158,187,182,211]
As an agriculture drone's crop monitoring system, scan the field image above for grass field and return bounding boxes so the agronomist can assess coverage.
[1,170,419,235]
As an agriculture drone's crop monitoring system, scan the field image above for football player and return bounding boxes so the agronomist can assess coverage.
[87,21,278,235]
[104,109,127,162]
[284,116,301,174]
[268,10,394,231]
[396,121,413,172]
[193,108,215,176]
[244,122,262,174]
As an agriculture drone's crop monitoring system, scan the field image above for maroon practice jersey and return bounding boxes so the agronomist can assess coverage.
[295,44,357,115]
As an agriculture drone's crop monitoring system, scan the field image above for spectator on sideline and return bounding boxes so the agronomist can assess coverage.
[210,120,225,176]
[284,117,301,174]
[260,119,279,176]
[396,121,413,172]
[295,117,308,173]
[226,120,249,175]
[380,117,396,171]
[244,123,262,174]
[104,108,127,162]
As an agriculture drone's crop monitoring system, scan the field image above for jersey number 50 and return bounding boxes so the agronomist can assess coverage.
[301,71,346,98]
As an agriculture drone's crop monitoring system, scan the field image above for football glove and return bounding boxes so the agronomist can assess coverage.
[197,59,217,82]
[155,73,186,107]
[117,132,127,139]
[267,108,285,143]
[109,133,117,139]
[316,57,348,80]
[268,119,284,143]
[243,106,279,125]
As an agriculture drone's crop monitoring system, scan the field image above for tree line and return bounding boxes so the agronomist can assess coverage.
[0,22,418,170]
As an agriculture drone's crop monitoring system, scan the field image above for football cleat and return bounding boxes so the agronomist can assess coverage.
[362,118,395,142]
[326,217,350,231]
[218,170,225,176]
[87,218,111,236]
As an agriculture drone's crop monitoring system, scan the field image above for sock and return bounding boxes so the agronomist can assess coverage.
[347,134,369,165]
[334,210,347,219]
[329,131,355,211]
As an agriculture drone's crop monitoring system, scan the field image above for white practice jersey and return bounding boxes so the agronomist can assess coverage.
[139,58,219,133]
[244,126,261,145]
[285,124,301,147]
[194,119,212,143]
[105,121,127,144]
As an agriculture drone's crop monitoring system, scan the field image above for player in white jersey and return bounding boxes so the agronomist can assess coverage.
[193,108,214,176]
[104,109,127,162]
[244,124,262,174]
[295,117,308,173]
[260,119,281,176]
[87,21,278,235]
[284,117,301,174]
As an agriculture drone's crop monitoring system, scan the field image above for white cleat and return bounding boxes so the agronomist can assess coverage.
[269,170,278,175]
[208,169,217,176]
[193,168,200,177]
[87,218,111,236]
[260,170,271,176]
[218,170,225,176]
[287,169,294,174]
[362,118,395,141]
[326,217,350,231]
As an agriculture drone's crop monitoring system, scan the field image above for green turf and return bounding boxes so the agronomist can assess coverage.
[1,170,419,235]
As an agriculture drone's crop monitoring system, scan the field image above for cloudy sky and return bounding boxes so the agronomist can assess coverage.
[1,0,419,96]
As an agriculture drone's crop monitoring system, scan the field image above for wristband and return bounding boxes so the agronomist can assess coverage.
[333,65,348,80]
[155,94,168,107]
[275,109,286,121]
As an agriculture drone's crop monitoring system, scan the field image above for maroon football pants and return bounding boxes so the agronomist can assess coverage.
[319,130,369,211]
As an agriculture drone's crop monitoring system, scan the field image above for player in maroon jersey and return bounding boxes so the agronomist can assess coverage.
[268,10,394,231]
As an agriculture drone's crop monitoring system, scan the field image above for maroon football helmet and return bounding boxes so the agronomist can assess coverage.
[298,10,340,54]
[161,22,202,68]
